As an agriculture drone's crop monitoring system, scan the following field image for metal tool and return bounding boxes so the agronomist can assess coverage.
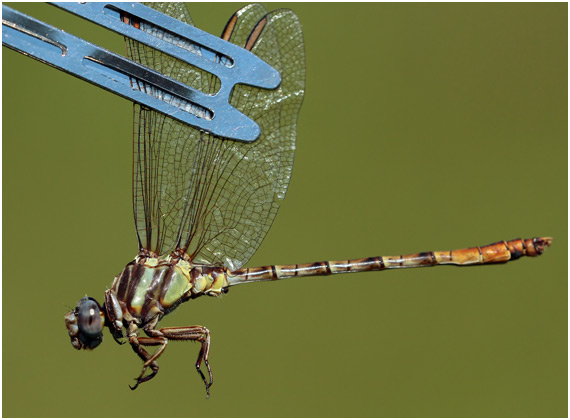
[2,3,281,141]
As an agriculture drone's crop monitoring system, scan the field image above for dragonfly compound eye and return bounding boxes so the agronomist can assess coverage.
[74,297,104,349]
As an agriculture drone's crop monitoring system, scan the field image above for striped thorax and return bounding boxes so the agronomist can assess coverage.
[111,256,229,323]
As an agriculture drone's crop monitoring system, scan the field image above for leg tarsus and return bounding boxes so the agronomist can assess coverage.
[195,337,213,398]
[195,360,212,398]
[128,335,167,390]
[129,364,158,390]
[155,325,213,397]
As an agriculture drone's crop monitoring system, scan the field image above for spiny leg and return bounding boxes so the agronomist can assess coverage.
[146,325,212,397]
[128,336,168,390]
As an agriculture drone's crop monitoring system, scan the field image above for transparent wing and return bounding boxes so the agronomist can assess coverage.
[220,4,268,45]
[126,3,305,270]
[143,2,195,26]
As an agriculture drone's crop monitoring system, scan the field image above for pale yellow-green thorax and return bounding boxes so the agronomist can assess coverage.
[111,256,229,319]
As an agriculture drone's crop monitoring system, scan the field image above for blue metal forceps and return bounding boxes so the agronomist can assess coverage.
[2,3,281,142]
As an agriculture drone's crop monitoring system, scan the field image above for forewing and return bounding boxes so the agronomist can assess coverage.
[144,2,194,26]
[127,4,305,270]
[221,4,268,45]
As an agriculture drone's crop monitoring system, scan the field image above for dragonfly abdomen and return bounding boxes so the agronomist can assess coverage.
[226,237,552,286]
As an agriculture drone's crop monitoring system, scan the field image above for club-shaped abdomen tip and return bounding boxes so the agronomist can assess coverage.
[533,237,553,254]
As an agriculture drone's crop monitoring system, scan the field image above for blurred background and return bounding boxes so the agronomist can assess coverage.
[3,3,567,417]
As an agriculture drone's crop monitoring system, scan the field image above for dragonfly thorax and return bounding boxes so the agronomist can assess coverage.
[108,257,230,325]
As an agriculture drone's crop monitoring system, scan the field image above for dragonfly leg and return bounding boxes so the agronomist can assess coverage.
[128,335,168,390]
[104,289,126,344]
[145,326,212,397]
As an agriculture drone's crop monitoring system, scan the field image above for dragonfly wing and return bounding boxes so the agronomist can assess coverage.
[142,2,195,26]
[199,9,305,270]
[125,3,206,255]
[127,4,305,270]
[221,4,268,45]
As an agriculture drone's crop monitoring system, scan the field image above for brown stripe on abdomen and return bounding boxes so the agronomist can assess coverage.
[294,261,330,276]
[388,252,437,268]
[330,257,384,273]
[506,237,550,258]
[244,266,276,282]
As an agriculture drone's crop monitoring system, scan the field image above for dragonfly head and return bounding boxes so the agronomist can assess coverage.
[65,297,105,350]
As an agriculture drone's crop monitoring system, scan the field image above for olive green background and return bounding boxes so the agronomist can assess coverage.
[3,3,567,417]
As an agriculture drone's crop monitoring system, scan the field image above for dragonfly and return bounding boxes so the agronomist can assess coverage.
[64,3,551,397]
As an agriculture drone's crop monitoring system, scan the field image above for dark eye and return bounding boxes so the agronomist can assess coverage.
[77,298,102,337]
